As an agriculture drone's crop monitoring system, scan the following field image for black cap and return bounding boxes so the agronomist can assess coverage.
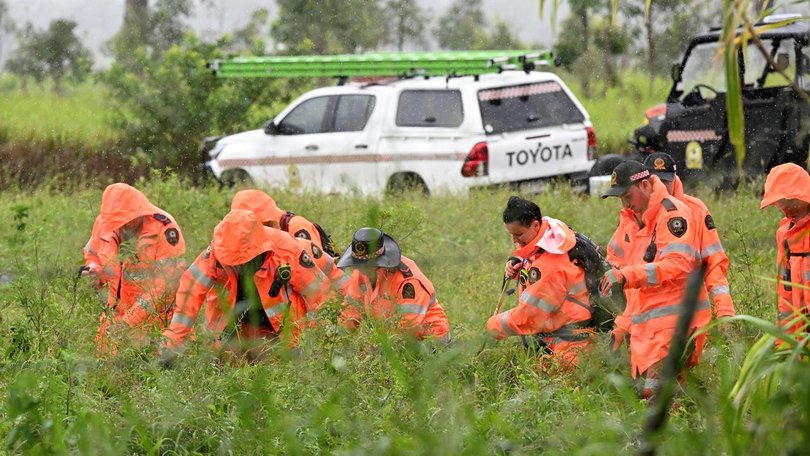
[602,160,651,198]
[337,227,402,269]
[643,152,677,182]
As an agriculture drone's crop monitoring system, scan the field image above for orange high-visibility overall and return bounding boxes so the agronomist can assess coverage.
[487,218,593,368]
[83,183,186,353]
[340,256,450,340]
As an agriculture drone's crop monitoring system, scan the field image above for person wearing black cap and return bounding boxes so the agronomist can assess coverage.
[336,227,450,341]
[601,160,705,399]
[643,152,736,324]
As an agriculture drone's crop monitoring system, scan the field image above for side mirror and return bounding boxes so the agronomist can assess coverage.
[263,120,278,135]
[670,63,682,82]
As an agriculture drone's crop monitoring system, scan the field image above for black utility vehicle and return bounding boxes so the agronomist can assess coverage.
[592,14,810,188]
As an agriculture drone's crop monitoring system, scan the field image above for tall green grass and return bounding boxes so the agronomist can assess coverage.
[1,178,807,454]
[0,77,117,145]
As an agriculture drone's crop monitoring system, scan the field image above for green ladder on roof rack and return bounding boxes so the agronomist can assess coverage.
[209,50,556,79]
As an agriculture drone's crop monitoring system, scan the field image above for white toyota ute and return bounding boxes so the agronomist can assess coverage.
[206,66,597,195]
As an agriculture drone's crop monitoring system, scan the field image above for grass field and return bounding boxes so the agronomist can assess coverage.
[0,78,118,145]
[2,177,808,454]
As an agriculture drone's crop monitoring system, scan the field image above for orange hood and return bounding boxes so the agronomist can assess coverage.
[512,217,577,258]
[212,209,274,266]
[97,183,162,234]
[760,163,810,209]
[230,189,284,225]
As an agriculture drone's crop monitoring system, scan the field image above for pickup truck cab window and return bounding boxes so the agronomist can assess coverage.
[278,96,334,135]
[396,90,463,127]
[333,95,376,132]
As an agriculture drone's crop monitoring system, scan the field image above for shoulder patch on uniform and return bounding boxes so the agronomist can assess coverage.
[311,243,323,259]
[294,229,311,240]
[528,267,541,284]
[402,282,415,299]
[667,217,687,238]
[165,228,179,246]
[153,213,171,225]
[624,233,630,243]
[705,214,716,230]
[299,250,315,268]
[661,199,677,212]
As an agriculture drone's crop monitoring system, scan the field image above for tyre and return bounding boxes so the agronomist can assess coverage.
[385,173,429,197]
[220,169,254,188]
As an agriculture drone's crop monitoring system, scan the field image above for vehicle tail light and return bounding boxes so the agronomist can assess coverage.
[586,126,597,161]
[644,104,667,125]
[461,142,489,177]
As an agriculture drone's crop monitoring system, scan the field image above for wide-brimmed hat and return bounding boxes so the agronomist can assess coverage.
[602,160,651,198]
[336,227,401,269]
[643,152,677,182]
[212,209,273,266]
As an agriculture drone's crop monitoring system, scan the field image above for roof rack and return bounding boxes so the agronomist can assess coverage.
[208,50,555,79]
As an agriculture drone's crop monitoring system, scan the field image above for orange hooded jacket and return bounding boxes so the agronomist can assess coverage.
[606,176,706,378]
[161,210,328,352]
[760,163,810,332]
[486,217,593,366]
[231,189,346,293]
[83,183,185,348]
[231,189,323,247]
[340,256,450,340]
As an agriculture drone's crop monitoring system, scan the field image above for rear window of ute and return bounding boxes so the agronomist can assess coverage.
[478,82,585,134]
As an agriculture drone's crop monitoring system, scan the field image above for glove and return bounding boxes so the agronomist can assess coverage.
[504,256,523,279]
[599,268,625,298]
[609,328,628,352]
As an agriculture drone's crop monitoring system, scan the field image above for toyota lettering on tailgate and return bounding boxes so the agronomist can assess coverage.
[506,143,574,166]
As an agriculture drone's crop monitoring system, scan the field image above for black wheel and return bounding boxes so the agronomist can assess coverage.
[587,154,626,177]
[385,173,429,197]
[220,169,254,188]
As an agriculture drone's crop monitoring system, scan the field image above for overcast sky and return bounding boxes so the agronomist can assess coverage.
[3,0,567,66]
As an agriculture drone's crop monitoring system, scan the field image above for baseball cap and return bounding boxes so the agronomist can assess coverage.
[601,160,651,198]
[643,152,677,182]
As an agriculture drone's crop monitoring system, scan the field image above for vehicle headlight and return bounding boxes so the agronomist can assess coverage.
[209,141,226,159]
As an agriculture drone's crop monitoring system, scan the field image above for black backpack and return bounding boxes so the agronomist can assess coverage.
[280,211,339,257]
[567,232,627,332]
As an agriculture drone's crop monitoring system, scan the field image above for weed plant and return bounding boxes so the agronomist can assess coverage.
[0,176,807,454]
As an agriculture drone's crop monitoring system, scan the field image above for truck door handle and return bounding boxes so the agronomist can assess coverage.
[305,144,319,151]
[355,144,368,149]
